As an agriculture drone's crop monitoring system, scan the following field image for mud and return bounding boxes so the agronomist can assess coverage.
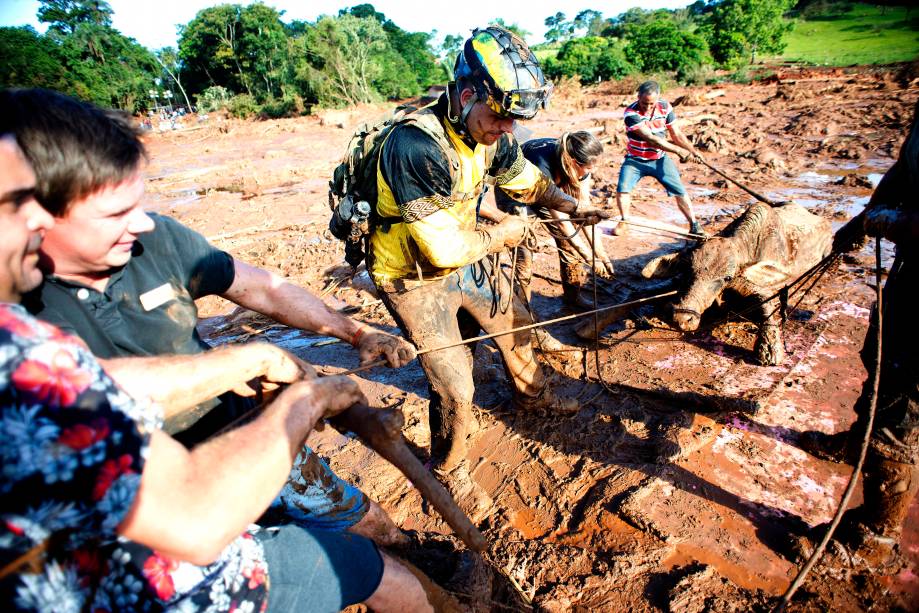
[148,65,919,611]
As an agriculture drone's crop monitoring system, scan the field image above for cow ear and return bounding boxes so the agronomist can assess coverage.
[742,261,788,287]
[641,253,682,279]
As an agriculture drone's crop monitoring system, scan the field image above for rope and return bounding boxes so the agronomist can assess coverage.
[774,238,884,611]
[335,291,679,376]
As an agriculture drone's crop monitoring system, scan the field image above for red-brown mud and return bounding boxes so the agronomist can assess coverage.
[152,65,919,611]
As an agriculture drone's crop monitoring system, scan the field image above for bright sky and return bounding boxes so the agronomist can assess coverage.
[0,0,692,50]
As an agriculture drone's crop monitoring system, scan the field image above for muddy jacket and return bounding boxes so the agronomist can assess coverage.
[369,94,568,286]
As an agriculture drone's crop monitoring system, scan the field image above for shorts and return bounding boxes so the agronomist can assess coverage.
[266,447,370,531]
[616,154,687,197]
[260,524,384,613]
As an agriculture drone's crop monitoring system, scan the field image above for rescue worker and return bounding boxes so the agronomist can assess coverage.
[481,130,615,313]
[369,26,609,476]
[612,80,706,237]
[800,101,919,568]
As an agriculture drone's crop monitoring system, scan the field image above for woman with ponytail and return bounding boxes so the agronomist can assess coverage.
[484,130,615,311]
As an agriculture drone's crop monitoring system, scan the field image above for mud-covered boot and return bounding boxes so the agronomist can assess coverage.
[689,220,707,237]
[612,220,630,236]
[513,385,579,415]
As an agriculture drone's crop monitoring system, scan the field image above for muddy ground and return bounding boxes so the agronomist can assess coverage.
[146,64,919,611]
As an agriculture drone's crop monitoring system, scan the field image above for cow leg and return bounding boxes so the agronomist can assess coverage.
[754,296,785,366]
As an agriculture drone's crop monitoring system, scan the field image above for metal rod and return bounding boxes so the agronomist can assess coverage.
[697,158,786,206]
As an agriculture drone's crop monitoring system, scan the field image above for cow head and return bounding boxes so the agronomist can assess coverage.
[672,238,739,331]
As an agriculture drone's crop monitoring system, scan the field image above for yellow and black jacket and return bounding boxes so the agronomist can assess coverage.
[370,94,563,287]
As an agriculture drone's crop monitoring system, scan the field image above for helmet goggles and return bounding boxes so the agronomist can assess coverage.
[481,82,553,120]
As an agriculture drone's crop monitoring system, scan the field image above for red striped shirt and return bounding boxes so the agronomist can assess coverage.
[624,99,675,160]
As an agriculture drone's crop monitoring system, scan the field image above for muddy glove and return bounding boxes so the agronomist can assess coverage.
[487,215,528,251]
[832,212,869,253]
[352,326,417,368]
[863,206,918,244]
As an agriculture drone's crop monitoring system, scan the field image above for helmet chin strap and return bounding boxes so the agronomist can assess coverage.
[459,92,478,128]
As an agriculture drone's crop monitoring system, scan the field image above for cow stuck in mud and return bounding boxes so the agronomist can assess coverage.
[581,202,833,365]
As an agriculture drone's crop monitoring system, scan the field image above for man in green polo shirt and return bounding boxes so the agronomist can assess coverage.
[1,88,415,546]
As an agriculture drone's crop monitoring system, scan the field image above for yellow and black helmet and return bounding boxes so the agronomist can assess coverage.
[453,26,552,121]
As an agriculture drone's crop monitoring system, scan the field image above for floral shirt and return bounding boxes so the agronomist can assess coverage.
[0,304,270,612]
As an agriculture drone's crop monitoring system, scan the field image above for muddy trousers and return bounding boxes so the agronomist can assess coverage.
[378,258,546,471]
[847,252,919,539]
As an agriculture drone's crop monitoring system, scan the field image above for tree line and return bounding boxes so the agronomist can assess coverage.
[0,0,901,117]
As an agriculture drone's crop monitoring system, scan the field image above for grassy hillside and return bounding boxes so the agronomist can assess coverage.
[779,2,919,65]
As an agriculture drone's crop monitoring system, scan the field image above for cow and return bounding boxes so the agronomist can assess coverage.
[578,202,833,365]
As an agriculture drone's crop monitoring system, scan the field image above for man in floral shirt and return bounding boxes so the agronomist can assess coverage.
[2,88,411,547]
[0,134,433,612]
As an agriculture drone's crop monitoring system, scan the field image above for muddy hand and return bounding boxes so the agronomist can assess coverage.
[577,206,611,225]
[308,376,367,419]
[832,212,869,253]
[231,343,315,397]
[329,403,488,552]
[592,257,615,278]
[357,328,417,368]
[488,215,528,251]
[863,206,918,244]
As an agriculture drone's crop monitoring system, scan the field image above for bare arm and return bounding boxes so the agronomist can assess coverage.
[633,123,688,158]
[548,209,614,276]
[99,343,308,420]
[666,123,701,159]
[118,376,365,565]
[223,260,415,367]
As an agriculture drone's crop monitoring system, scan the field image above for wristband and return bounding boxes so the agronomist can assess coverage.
[351,325,366,347]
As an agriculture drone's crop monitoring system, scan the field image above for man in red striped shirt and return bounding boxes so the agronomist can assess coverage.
[612,81,705,237]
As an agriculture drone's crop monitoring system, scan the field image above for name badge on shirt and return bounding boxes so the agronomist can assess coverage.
[139,283,177,311]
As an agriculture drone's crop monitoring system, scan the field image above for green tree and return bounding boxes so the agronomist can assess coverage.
[605,7,656,38]
[179,4,251,97]
[57,22,159,110]
[706,0,794,64]
[38,0,112,35]
[624,17,708,75]
[0,26,68,90]
[301,14,390,106]
[543,36,634,83]
[339,4,441,90]
[572,10,602,36]
[544,12,573,43]
[238,3,288,99]
[155,47,193,111]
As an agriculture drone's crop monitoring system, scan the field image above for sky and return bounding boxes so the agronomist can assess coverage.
[0,0,692,50]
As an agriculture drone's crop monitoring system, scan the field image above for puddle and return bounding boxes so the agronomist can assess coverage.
[796,171,832,185]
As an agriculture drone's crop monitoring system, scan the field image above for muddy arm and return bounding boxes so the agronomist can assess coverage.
[328,403,488,552]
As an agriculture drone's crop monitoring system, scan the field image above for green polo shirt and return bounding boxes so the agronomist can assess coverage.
[24,214,240,442]
[25,214,236,360]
